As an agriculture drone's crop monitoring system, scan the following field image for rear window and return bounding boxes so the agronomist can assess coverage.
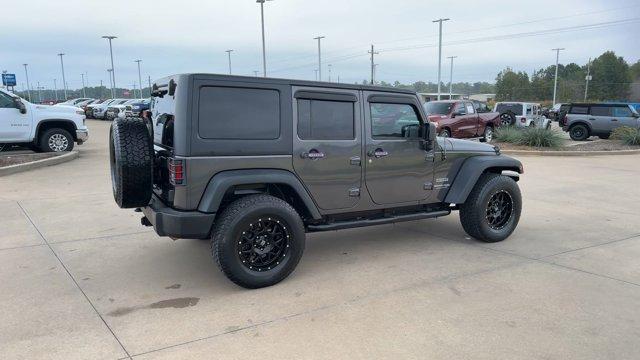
[198,87,280,140]
[495,103,523,116]
[570,106,589,114]
[423,102,453,115]
[590,106,611,116]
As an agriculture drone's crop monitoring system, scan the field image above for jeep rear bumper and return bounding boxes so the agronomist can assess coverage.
[142,195,215,239]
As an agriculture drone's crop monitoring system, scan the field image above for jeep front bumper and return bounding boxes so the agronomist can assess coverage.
[76,129,89,144]
[142,195,215,239]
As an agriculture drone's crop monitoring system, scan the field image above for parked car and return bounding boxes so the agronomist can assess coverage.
[548,103,570,122]
[423,100,501,142]
[493,102,551,129]
[129,98,150,117]
[560,103,640,140]
[55,98,92,107]
[0,88,88,152]
[83,99,107,117]
[87,98,117,118]
[105,99,141,120]
[94,99,127,120]
[109,73,524,288]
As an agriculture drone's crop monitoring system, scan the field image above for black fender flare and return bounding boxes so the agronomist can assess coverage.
[568,121,592,133]
[444,155,522,204]
[197,169,322,220]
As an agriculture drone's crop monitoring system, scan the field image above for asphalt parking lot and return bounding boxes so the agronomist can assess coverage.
[1,120,639,359]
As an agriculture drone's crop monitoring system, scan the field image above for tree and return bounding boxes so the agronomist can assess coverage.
[589,51,631,101]
[630,60,640,80]
[495,68,531,101]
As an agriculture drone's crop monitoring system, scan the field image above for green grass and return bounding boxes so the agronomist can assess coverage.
[611,126,640,145]
[495,126,564,148]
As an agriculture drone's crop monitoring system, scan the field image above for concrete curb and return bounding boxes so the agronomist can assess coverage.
[502,149,640,156]
[0,151,79,177]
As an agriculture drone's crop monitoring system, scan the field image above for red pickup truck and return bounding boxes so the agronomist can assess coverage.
[423,100,501,142]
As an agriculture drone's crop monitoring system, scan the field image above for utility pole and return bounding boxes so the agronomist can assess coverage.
[433,18,450,100]
[81,73,86,97]
[447,56,457,99]
[313,36,325,81]
[58,53,68,100]
[22,64,31,101]
[584,57,592,101]
[148,75,152,97]
[552,48,565,106]
[256,0,273,77]
[368,44,378,85]
[132,83,137,98]
[102,36,117,97]
[225,50,234,75]
[53,78,59,101]
[328,64,332,82]
[134,60,143,98]
[373,64,379,84]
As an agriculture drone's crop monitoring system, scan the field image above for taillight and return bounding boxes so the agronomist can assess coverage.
[520,118,526,123]
[562,115,568,126]
[168,158,185,185]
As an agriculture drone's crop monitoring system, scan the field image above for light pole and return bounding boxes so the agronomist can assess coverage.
[552,48,565,106]
[57,53,68,100]
[81,73,86,97]
[433,18,450,100]
[107,69,114,98]
[256,0,273,77]
[447,56,457,99]
[313,36,325,81]
[22,64,31,101]
[53,78,58,101]
[584,57,592,101]
[253,70,259,77]
[148,75,152,97]
[225,50,234,75]
[328,64,332,82]
[102,36,117,97]
[134,59,143,98]
[314,69,318,81]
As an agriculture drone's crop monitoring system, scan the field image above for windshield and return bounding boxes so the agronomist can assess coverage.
[495,103,523,116]
[423,102,454,115]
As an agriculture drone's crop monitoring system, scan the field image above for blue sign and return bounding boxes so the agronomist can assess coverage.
[2,73,17,86]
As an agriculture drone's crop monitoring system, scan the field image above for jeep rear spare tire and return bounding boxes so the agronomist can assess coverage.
[110,117,153,208]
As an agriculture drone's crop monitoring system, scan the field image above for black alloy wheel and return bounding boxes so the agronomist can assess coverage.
[485,190,514,230]
[237,217,291,272]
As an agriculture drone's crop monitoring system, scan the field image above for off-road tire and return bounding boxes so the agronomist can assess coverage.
[212,194,305,289]
[569,124,589,141]
[39,128,74,152]
[460,173,521,243]
[110,117,153,208]
[500,111,516,126]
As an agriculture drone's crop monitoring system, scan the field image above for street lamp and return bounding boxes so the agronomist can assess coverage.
[81,73,86,97]
[552,48,565,106]
[225,50,234,75]
[102,36,117,97]
[53,78,58,101]
[447,56,457,99]
[134,59,143,98]
[433,18,450,100]
[107,69,114,98]
[313,36,325,81]
[57,53,68,100]
[256,0,274,77]
[22,63,31,101]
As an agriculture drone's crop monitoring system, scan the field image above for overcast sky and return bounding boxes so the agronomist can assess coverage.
[2,0,639,90]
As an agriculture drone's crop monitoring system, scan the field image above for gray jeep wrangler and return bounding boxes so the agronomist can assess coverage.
[109,74,523,289]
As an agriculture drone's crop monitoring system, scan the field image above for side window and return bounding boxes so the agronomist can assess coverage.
[612,106,632,117]
[570,106,589,115]
[465,103,475,114]
[198,87,280,140]
[453,103,466,115]
[590,106,611,117]
[526,104,533,115]
[0,92,15,108]
[370,103,420,139]
[297,99,354,140]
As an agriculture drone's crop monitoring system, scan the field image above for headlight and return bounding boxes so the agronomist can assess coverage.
[75,110,85,115]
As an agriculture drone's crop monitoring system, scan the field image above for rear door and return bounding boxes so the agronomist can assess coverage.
[292,87,362,211]
[363,92,435,205]
[588,105,611,133]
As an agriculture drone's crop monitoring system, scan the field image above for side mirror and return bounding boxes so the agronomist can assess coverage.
[14,99,26,114]
[451,111,464,118]
[401,124,420,138]
[423,122,437,146]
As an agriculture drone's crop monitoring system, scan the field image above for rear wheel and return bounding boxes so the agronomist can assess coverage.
[460,173,522,243]
[439,129,451,138]
[569,124,589,141]
[481,126,493,143]
[212,194,305,289]
[499,112,515,126]
[39,128,74,152]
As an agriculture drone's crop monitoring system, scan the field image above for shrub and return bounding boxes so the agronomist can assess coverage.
[610,126,639,141]
[620,129,640,146]
[494,126,522,143]
[516,127,564,148]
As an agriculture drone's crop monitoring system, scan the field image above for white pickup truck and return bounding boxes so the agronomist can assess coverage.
[0,88,89,152]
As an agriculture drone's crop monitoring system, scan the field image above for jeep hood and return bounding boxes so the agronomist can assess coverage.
[439,138,497,153]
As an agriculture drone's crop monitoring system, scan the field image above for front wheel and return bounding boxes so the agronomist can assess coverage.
[459,173,522,243]
[39,128,74,152]
[439,129,451,138]
[480,126,493,143]
[212,194,305,289]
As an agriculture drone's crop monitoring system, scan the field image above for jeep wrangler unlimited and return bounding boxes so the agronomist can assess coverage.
[109,74,523,289]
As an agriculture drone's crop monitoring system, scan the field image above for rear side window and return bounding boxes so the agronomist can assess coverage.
[570,106,589,114]
[297,99,354,140]
[198,87,280,140]
[590,106,611,116]
[495,103,523,116]
[612,106,633,117]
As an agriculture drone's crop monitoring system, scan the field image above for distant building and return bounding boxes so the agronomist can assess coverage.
[418,93,463,103]
[469,93,496,102]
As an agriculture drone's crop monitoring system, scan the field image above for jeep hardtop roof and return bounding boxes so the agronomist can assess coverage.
[153,73,417,96]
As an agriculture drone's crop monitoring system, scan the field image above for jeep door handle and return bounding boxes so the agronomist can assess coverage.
[588,118,596,121]
[300,149,325,159]
[611,119,618,122]
[368,148,389,158]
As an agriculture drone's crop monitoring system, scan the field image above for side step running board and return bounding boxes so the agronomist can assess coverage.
[306,210,450,232]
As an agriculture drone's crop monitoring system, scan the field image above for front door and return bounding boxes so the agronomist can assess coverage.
[292,87,363,211]
[611,105,639,129]
[0,92,31,142]
[363,92,435,205]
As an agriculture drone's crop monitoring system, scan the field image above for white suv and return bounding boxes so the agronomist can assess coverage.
[0,88,88,152]
[494,102,551,129]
